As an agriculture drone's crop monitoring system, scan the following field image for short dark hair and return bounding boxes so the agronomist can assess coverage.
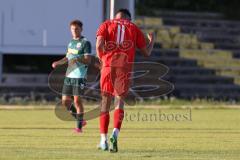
[70,20,83,28]
[116,8,131,19]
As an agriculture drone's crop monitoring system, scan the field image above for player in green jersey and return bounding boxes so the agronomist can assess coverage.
[52,20,92,133]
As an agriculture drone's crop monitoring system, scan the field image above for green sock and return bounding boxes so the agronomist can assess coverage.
[76,113,84,129]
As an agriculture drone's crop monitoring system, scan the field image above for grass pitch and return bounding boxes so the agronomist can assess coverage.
[0,106,240,160]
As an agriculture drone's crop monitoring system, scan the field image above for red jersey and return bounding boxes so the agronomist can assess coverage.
[96,19,146,67]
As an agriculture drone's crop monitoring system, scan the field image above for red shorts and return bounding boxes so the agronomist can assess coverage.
[100,66,131,97]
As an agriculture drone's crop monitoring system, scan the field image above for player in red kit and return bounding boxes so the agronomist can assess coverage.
[96,9,155,152]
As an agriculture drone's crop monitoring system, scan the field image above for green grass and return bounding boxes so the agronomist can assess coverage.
[0,106,240,160]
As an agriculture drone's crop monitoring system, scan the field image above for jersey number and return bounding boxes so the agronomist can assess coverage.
[116,24,125,44]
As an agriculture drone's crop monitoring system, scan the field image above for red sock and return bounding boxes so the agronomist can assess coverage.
[113,109,124,130]
[100,112,110,134]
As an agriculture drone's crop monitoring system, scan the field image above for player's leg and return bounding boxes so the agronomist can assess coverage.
[109,67,129,152]
[112,66,129,138]
[62,95,72,107]
[72,78,87,133]
[62,78,77,118]
[109,96,124,153]
[73,96,86,132]
[113,96,125,136]
[98,67,113,150]
[98,93,112,150]
[62,95,76,118]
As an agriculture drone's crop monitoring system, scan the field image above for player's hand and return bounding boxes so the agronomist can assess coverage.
[52,61,58,68]
[147,33,155,44]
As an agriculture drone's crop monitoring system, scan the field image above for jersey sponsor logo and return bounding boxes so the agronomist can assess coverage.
[68,48,79,54]
[76,42,82,49]
[80,83,85,89]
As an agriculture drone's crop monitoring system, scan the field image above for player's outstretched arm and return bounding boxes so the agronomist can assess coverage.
[139,33,155,57]
[52,57,68,68]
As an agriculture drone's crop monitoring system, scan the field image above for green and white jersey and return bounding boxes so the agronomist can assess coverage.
[66,36,91,78]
